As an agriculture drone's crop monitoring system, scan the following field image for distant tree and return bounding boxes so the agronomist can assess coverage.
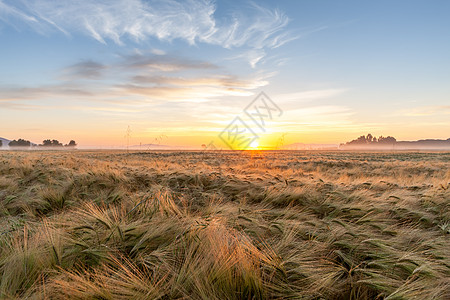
[9,139,31,147]
[387,136,396,143]
[344,134,397,147]
[347,134,370,145]
[41,139,63,147]
[41,139,52,146]
[0,140,2,148]
[52,139,63,147]
[378,136,396,144]
[65,140,77,148]
[357,135,367,144]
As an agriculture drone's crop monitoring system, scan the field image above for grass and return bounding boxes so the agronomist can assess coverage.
[0,150,449,299]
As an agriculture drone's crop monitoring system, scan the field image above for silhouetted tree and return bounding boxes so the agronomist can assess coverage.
[41,139,63,147]
[41,139,52,146]
[0,140,2,148]
[348,135,370,145]
[344,134,397,146]
[9,139,31,147]
[52,139,63,147]
[65,140,77,148]
[378,136,396,144]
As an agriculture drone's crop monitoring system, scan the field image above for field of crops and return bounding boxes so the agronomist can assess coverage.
[0,150,449,299]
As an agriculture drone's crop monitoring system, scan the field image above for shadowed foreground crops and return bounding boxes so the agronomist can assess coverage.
[0,150,449,299]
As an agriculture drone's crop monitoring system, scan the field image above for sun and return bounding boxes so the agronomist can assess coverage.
[249,140,259,149]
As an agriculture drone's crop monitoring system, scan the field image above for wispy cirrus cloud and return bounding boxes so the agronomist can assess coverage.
[0,0,37,25]
[0,0,296,67]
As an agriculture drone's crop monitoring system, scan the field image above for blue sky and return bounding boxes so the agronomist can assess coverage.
[0,0,449,148]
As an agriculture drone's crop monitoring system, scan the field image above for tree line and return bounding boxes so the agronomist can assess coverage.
[1,139,77,148]
[344,134,397,145]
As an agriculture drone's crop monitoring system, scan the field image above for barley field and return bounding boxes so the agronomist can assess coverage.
[0,150,449,299]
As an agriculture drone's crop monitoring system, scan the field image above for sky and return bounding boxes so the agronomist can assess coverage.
[0,0,449,149]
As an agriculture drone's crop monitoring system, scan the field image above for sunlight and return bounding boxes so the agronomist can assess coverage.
[249,140,259,149]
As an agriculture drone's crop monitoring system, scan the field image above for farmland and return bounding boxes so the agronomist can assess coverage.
[0,150,449,299]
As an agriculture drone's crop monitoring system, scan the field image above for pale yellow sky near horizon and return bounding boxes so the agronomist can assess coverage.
[1,1,449,148]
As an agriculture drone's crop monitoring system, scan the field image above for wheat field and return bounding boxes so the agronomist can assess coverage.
[0,150,449,299]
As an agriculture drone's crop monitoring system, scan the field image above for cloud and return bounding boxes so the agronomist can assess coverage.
[115,54,271,100]
[0,85,94,101]
[205,2,291,49]
[0,0,38,25]
[0,53,271,106]
[118,84,254,101]
[228,50,266,69]
[131,74,267,89]
[69,105,144,115]
[150,48,166,56]
[402,105,450,117]
[61,61,107,80]
[0,0,296,66]
[0,100,40,110]
[122,54,217,72]
[275,89,348,107]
